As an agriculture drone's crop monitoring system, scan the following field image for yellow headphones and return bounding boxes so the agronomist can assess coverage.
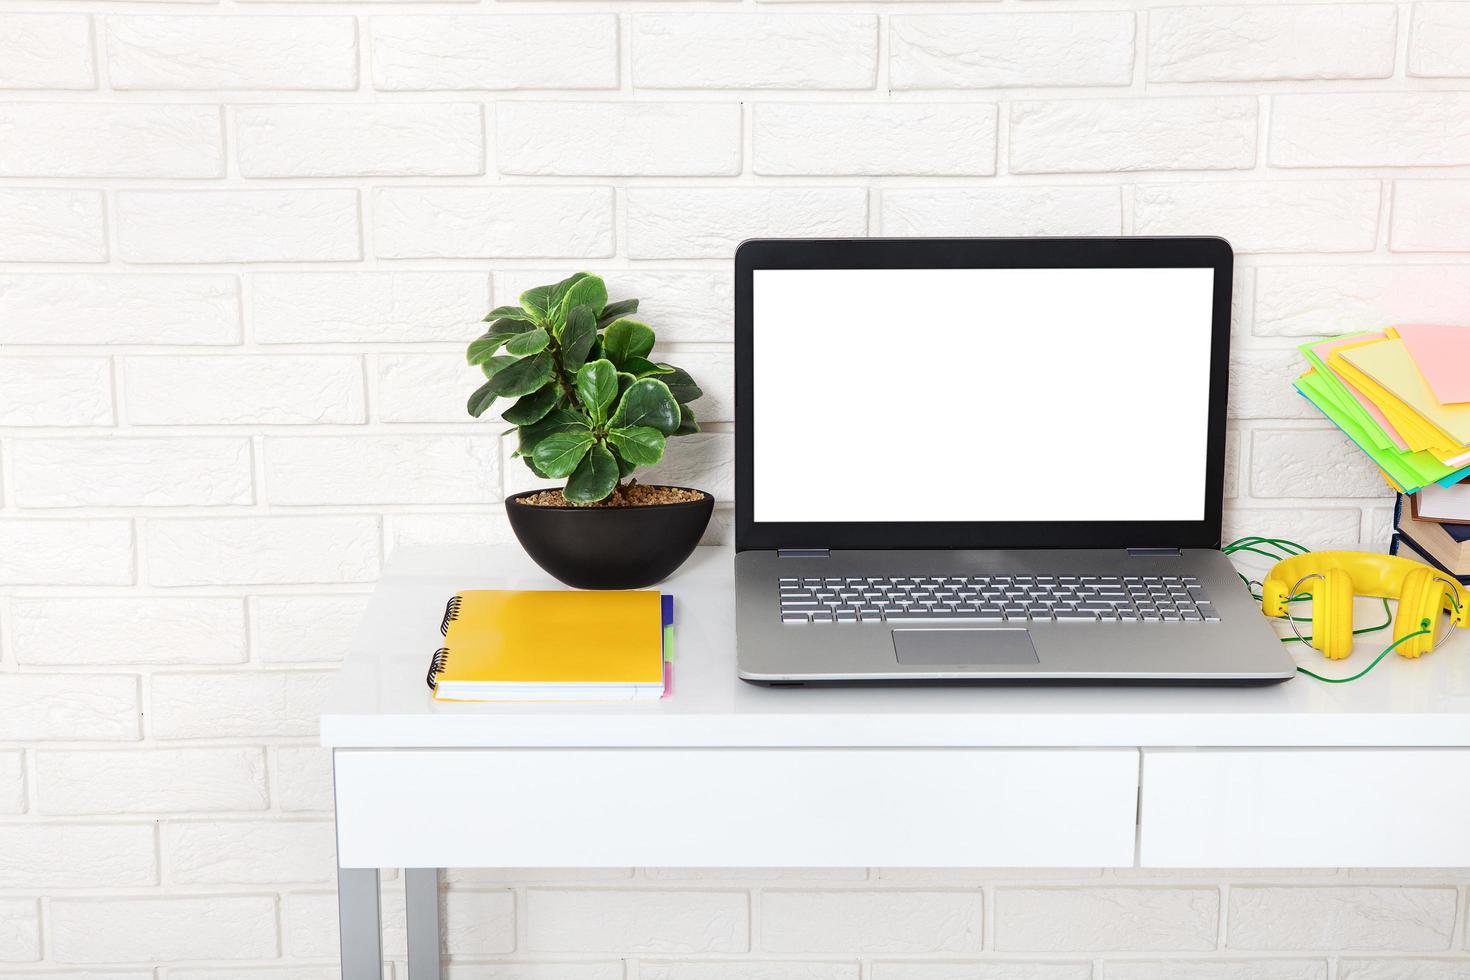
[1262,551,1469,661]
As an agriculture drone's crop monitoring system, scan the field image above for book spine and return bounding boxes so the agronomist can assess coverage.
[440,595,463,637]
[426,647,450,692]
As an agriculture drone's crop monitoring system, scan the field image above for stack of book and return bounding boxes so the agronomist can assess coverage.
[1393,482,1470,585]
[1294,325,1470,494]
[427,590,673,702]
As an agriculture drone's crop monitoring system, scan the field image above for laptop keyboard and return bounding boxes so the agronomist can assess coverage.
[778,574,1217,625]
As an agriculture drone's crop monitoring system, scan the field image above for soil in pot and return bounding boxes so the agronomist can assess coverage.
[519,483,704,508]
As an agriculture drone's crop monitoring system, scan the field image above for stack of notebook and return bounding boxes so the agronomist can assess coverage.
[1295,325,1470,494]
[427,590,673,702]
[1392,483,1470,584]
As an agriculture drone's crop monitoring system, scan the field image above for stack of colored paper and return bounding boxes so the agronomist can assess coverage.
[1294,325,1470,494]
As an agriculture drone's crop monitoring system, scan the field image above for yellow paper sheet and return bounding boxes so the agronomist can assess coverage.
[1335,338,1470,453]
[1323,335,1455,454]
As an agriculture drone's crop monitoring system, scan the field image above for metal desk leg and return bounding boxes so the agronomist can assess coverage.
[337,866,383,980]
[405,868,443,980]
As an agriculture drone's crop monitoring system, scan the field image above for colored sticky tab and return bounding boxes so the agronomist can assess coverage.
[1395,323,1470,404]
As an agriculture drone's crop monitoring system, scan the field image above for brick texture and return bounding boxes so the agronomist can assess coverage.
[993,887,1220,952]
[0,189,106,262]
[1229,887,1457,951]
[891,13,1134,89]
[0,0,1459,973]
[0,104,222,178]
[0,274,240,345]
[762,891,982,953]
[0,14,95,90]
[1148,5,1395,82]
[106,16,358,91]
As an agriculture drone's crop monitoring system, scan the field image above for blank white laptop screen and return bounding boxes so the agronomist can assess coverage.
[751,267,1216,524]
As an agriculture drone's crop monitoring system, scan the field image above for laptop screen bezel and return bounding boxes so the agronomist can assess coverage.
[734,237,1233,553]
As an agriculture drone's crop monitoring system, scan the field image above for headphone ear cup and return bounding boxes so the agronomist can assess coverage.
[1394,568,1441,658]
[1314,568,1356,661]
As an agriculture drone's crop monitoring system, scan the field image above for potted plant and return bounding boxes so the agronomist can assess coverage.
[467,272,713,589]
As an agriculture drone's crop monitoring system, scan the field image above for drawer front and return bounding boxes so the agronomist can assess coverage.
[335,748,1139,868]
[1141,749,1470,867]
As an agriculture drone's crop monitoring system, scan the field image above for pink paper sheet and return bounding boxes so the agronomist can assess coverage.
[1311,332,1410,451]
[1396,323,1470,405]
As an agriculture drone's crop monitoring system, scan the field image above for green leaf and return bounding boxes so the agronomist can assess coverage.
[616,371,637,398]
[597,298,639,329]
[611,377,680,435]
[560,304,597,372]
[519,284,558,320]
[575,358,618,423]
[482,305,534,324]
[559,274,607,320]
[674,401,699,435]
[623,355,673,378]
[609,445,637,479]
[659,364,703,404]
[467,332,514,365]
[488,317,535,336]
[501,384,559,425]
[532,430,594,479]
[519,408,591,457]
[481,354,516,379]
[523,453,552,478]
[467,380,497,418]
[607,425,665,466]
[487,352,554,398]
[549,272,588,306]
[601,319,655,369]
[504,328,549,357]
[564,442,619,504]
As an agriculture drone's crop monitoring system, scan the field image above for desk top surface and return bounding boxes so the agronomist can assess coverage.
[322,544,1470,749]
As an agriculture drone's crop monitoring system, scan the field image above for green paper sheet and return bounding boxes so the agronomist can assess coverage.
[1297,333,1396,453]
[1295,372,1470,493]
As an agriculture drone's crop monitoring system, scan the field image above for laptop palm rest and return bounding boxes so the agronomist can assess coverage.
[892,628,1041,666]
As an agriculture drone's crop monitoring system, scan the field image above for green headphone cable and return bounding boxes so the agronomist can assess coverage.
[1293,622,1432,684]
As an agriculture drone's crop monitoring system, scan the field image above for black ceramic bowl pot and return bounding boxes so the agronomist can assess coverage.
[505,487,714,589]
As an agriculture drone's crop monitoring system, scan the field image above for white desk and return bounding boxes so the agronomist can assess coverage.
[322,544,1470,980]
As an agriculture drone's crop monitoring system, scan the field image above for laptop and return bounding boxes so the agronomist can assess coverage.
[733,237,1296,684]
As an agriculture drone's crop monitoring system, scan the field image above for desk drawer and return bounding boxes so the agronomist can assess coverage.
[1141,749,1470,867]
[335,748,1138,868]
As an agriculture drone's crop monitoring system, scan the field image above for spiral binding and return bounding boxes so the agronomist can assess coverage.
[426,647,450,692]
[440,595,463,636]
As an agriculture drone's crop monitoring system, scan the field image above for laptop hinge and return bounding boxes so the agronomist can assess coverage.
[1127,547,1183,557]
[778,548,830,558]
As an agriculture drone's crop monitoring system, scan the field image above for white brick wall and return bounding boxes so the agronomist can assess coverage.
[0,273,241,345]
[0,189,106,262]
[890,13,1135,89]
[106,16,359,91]
[0,103,223,178]
[2,0,1466,972]
[236,103,485,178]
[0,15,94,91]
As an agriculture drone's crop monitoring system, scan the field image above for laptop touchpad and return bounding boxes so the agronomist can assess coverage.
[892,628,1040,666]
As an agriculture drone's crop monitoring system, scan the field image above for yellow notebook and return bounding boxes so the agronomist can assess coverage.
[427,590,666,702]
